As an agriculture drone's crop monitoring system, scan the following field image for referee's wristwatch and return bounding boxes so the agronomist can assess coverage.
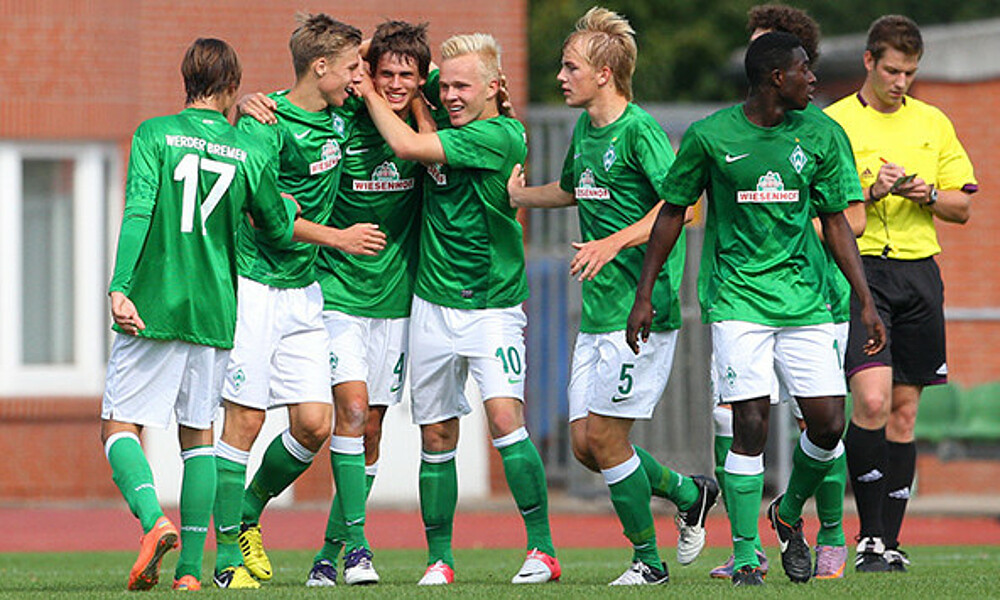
[926,186,938,206]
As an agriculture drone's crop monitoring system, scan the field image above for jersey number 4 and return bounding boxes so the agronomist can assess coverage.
[174,153,235,235]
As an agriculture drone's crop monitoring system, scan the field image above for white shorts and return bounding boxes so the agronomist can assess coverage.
[712,320,846,403]
[223,277,331,409]
[325,310,409,407]
[102,334,227,429]
[409,296,526,425]
[568,330,677,422]
[786,322,849,419]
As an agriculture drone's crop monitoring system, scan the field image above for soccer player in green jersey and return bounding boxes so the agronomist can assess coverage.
[507,7,717,586]
[101,38,297,592]
[358,33,560,585]
[238,21,431,586]
[627,32,886,586]
[211,15,386,590]
[706,5,867,581]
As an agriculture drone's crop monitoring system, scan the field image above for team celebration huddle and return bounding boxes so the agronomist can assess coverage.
[100,2,976,592]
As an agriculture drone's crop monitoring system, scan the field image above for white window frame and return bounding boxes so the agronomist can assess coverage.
[0,142,122,396]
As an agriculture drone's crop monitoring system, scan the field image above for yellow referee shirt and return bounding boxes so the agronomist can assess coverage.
[825,93,977,259]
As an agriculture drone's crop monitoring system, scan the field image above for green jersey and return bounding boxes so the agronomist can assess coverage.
[236,91,350,288]
[663,105,846,327]
[804,104,865,324]
[559,103,684,333]
[317,97,422,318]
[109,107,295,348]
[416,116,529,309]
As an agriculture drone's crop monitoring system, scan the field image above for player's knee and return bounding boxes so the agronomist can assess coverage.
[291,414,331,452]
[851,389,890,422]
[571,441,599,472]
[421,423,457,453]
[336,402,368,435]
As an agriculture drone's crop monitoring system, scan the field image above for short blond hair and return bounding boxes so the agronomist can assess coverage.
[564,6,637,101]
[440,33,502,84]
[289,13,362,77]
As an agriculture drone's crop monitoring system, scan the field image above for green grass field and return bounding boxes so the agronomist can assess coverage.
[1,546,996,598]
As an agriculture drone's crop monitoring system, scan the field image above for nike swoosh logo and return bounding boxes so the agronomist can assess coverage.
[520,506,540,516]
[345,518,365,526]
[573,153,582,159]
[294,130,310,140]
[218,525,239,533]
[507,377,522,385]
[779,537,789,553]
[390,384,401,392]
[725,153,749,163]
[611,396,628,403]
[345,147,368,155]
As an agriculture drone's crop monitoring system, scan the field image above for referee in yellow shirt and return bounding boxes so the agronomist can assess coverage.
[826,14,977,574]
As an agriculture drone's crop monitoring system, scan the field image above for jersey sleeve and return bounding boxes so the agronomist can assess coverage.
[237,115,282,160]
[633,118,676,198]
[934,112,978,193]
[831,122,864,203]
[245,151,295,245]
[661,125,709,207]
[437,120,511,171]
[109,122,159,294]
[811,130,849,214]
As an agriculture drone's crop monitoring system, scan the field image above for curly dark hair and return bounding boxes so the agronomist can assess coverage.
[747,4,820,64]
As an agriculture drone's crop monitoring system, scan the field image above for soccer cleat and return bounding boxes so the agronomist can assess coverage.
[608,560,669,585]
[731,565,766,586]
[854,536,890,572]
[238,523,273,581]
[884,548,910,573]
[343,547,380,585]
[767,495,811,583]
[172,574,201,590]
[127,516,179,591]
[418,560,454,585]
[814,545,848,579]
[709,550,769,579]
[511,548,561,584]
[675,475,719,565]
[213,565,260,589]
[306,559,338,587]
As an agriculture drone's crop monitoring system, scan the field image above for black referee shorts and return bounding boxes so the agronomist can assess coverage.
[845,255,948,386]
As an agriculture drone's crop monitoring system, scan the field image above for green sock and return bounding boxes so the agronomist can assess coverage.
[713,434,732,511]
[420,451,457,567]
[106,432,163,533]
[725,468,764,570]
[815,452,847,547]
[316,471,375,563]
[242,431,314,526]
[175,447,215,581]
[213,451,247,571]
[497,435,555,556]
[634,445,698,510]
[330,436,367,552]
[779,437,838,525]
[606,459,661,570]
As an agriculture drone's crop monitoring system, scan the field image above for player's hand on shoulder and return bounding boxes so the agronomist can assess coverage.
[336,223,386,256]
[109,291,145,335]
[507,164,527,207]
[238,92,278,125]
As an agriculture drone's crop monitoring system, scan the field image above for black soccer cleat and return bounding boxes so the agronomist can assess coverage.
[732,565,766,586]
[854,536,891,573]
[767,494,812,583]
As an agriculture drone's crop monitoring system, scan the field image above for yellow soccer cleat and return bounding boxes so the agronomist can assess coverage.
[213,565,261,589]
[238,523,273,580]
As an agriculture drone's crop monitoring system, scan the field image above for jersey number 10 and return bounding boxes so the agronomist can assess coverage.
[174,153,235,235]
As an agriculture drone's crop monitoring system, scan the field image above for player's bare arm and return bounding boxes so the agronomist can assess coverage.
[109,290,146,335]
[571,204,694,282]
[291,218,386,256]
[818,210,886,355]
[236,92,279,125]
[625,202,686,354]
[358,70,446,163]
[507,166,575,208]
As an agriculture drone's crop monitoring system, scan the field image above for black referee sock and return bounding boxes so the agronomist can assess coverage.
[883,440,917,549]
[846,422,888,539]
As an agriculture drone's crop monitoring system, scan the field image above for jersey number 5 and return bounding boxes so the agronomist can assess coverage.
[174,153,235,234]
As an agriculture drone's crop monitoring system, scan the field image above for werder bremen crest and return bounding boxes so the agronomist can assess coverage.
[603,143,617,171]
[310,139,341,174]
[331,113,346,136]
[789,144,808,173]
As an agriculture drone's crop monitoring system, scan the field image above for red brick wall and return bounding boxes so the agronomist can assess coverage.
[916,80,1000,386]
[0,0,526,501]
